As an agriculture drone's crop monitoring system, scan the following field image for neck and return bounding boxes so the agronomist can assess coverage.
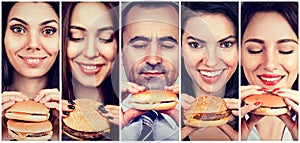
[73,80,103,103]
[10,70,48,99]
[192,82,226,98]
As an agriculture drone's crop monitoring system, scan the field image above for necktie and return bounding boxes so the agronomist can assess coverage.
[138,110,158,141]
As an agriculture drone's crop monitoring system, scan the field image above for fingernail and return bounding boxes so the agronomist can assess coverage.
[68,105,75,110]
[98,106,108,114]
[277,91,284,94]
[254,102,261,106]
[272,88,280,92]
[108,116,114,120]
[63,111,70,116]
[68,100,75,105]
[257,87,267,91]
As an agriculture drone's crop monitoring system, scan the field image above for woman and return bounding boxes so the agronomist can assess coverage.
[61,2,119,141]
[181,2,239,140]
[241,2,298,141]
[2,2,60,140]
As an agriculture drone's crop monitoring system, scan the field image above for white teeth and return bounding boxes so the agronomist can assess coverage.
[261,76,281,82]
[81,64,98,70]
[200,70,223,77]
[26,58,40,64]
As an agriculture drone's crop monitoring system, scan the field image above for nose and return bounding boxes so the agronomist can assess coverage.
[26,32,41,51]
[82,37,100,58]
[203,46,220,67]
[263,50,277,71]
[145,56,162,66]
[145,40,162,66]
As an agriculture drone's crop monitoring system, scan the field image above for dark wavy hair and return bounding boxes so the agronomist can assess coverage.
[2,2,60,91]
[62,2,119,105]
[181,2,239,133]
[241,2,298,90]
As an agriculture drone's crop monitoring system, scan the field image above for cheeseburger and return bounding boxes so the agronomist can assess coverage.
[5,100,52,141]
[129,90,178,110]
[183,96,230,127]
[243,93,288,116]
[62,99,110,140]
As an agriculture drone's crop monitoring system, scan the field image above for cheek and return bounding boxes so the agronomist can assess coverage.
[67,43,79,59]
[101,42,118,61]
[281,55,298,73]
[223,49,238,68]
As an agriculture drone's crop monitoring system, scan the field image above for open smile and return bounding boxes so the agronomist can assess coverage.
[19,56,46,66]
[198,69,225,83]
[76,62,105,75]
[257,74,284,86]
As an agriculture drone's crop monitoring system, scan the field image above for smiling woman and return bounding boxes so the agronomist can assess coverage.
[61,2,119,141]
[2,2,60,141]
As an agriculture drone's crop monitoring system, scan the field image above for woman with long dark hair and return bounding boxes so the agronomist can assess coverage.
[61,2,119,141]
[181,2,239,140]
[2,2,60,140]
[241,2,298,141]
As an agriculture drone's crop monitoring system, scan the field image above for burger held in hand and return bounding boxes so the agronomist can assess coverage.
[62,99,110,141]
[183,96,231,127]
[129,90,178,110]
[5,100,53,141]
[243,93,288,116]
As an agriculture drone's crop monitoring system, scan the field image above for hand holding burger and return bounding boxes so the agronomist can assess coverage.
[183,96,231,127]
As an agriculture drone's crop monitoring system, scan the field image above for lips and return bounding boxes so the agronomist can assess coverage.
[19,56,46,66]
[77,62,104,75]
[258,74,284,86]
[198,69,224,83]
[141,70,165,77]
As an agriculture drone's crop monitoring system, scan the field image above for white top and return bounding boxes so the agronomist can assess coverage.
[246,114,294,141]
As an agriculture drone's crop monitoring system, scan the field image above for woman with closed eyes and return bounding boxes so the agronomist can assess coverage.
[2,2,60,140]
[61,2,119,141]
[241,2,298,141]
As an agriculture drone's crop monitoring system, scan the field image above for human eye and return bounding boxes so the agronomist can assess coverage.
[42,27,57,37]
[10,25,26,34]
[160,42,175,49]
[188,41,204,49]
[68,31,85,42]
[97,32,114,43]
[247,49,263,54]
[279,50,294,54]
[132,44,147,49]
[220,41,234,48]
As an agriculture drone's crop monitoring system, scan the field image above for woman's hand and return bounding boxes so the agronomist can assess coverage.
[34,88,60,111]
[180,94,197,139]
[181,93,195,110]
[2,91,29,115]
[61,100,75,118]
[98,105,120,126]
[275,88,298,140]
[241,85,266,140]
[219,98,239,140]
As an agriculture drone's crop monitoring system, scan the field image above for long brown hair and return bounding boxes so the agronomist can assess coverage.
[62,2,119,105]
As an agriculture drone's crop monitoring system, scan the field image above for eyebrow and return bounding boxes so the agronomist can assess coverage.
[159,36,178,44]
[9,17,27,25]
[97,26,114,33]
[244,38,264,44]
[40,19,58,26]
[186,36,206,43]
[69,25,86,31]
[129,36,151,44]
[277,39,298,44]
[9,18,58,26]
[218,35,236,43]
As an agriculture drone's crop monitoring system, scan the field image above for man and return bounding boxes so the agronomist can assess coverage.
[121,2,179,141]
